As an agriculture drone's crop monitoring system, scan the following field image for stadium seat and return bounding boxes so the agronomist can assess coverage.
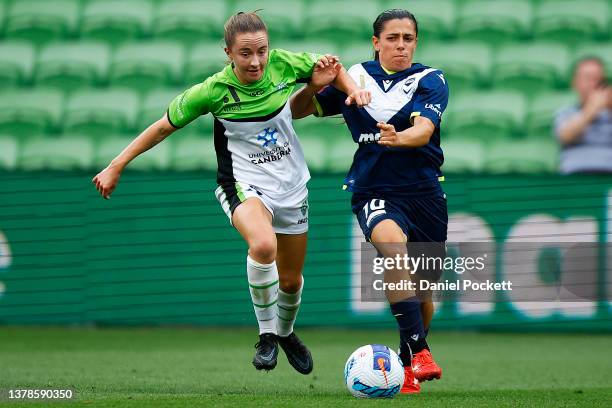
[0,135,19,170]
[299,136,328,173]
[184,41,229,85]
[234,0,304,41]
[533,0,610,44]
[573,44,612,79]
[0,89,64,137]
[273,40,338,58]
[303,1,379,44]
[0,41,35,87]
[327,136,356,173]
[94,135,171,171]
[483,140,558,174]
[386,0,457,41]
[80,0,153,45]
[153,0,226,43]
[444,91,527,140]
[63,89,140,138]
[35,42,111,91]
[19,136,93,171]
[526,91,576,139]
[341,43,376,70]
[417,42,492,91]
[171,136,217,171]
[5,0,79,44]
[441,139,484,173]
[109,42,185,92]
[491,43,571,93]
[456,0,532,44]
[139,88,185,132]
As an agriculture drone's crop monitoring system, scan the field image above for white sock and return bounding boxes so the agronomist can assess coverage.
[247,255,279,335]
[277,277,303,337]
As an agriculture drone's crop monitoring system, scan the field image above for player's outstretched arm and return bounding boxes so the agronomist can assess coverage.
[377,116,435,148]
[332,68,371,107]
[291,54,341,119]
[92,115,177,199]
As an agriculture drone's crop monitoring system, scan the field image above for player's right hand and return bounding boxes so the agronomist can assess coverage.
[92,165,121,200]
[586,87,611,115]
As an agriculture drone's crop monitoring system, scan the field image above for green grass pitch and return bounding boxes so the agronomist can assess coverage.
[0,327,610,407]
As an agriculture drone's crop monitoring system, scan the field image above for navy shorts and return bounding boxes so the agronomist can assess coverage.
[351,185,448,243]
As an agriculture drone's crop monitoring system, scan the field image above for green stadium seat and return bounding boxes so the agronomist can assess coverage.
[483,140,558,174]
[109,42,185,91]
[0,89,64,137]
[327,136,356,173]
[303,1,379,44]
[444,91,527,140]
[533,0,610,44]
[63,89,140,137]
[491,43,571,93]
[274,40,338,58]
[153,0,226,43]
[35,42,111,91]
[299,136,328,173]
[81,0,153,45]
[341,43,375,70]
[5,0,79,44]
[171,136,217,171]
[0,135,19,170]
[234,0,304,41]
[456,0,532,44]
[417,42,492,91]
[0,41,35,87]
[441,139,484,173]
[526,91,576,139]
[94,135,171,171]
[19,136,93,171]
[184,41,228,85]
[139,88,184,132]
[573,44,612,79]
[386,0,457,41]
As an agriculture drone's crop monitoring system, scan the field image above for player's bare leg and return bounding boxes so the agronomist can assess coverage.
[233,198,279,371]
[275,233,313,374]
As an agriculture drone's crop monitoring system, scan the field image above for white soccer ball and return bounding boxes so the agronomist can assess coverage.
[344,344,404,398]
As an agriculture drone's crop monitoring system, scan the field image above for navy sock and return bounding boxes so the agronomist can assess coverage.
[390,298,426,365]
[424,328,430,350]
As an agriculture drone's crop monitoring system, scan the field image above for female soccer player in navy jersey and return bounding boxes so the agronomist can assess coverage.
[291,9,448,393]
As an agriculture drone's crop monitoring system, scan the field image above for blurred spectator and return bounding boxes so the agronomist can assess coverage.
[554,57,612,174]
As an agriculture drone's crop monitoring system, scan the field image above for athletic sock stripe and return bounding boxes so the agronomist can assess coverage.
[258,317,276,322]
[249,280,279,289]
[278,304,299,311]
[253,300,278,308]
[276,314,293,322]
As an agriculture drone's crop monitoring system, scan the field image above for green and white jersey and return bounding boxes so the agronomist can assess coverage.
[167,49,320,196]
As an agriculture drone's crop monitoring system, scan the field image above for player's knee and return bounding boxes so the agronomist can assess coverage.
[248,238,277,264]
[279,276,302,294]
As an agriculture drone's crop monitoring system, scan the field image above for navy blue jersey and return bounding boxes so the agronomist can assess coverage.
[314,61,449,194]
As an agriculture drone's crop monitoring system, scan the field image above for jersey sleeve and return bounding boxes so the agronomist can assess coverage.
[167,78,213,128]
[411,70,449,127]
[273,48,321,83]
[313,85,345,117]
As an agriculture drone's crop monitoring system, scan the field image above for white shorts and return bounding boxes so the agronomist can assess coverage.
[215,181,309,234]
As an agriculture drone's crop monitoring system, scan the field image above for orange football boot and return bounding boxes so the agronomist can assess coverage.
[411,349,442,382]
[400,365,421,394]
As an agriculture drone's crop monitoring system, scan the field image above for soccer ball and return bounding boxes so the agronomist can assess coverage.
[344,344,404,398]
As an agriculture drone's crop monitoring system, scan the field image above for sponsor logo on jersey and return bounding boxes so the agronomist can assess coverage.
[248,145,292,165]
[257,127,278,148]
[382,79,393,91]
[275,81,288,91]
[297,217,308,225]
[250,89,265,97]
[222,103,242,112]
[402,77,416,94]
[358,133,381,143]
[425,103,442,117]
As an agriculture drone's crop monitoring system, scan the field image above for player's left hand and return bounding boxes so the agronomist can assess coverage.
[376,122,402,147]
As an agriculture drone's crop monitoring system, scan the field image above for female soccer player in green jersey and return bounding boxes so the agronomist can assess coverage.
[92,11,370,374]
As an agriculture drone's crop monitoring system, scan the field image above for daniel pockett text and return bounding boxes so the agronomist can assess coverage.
[359,242,600,303]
